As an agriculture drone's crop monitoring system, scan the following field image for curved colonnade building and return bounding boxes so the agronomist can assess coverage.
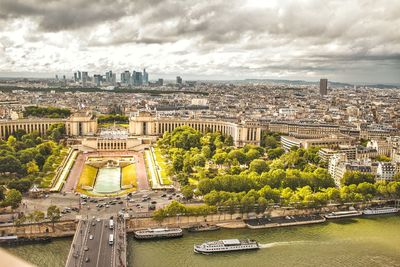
[1,110,396,151]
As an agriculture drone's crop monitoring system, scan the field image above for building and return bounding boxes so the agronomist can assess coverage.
[128,111,261,147]
[320,78,328,96]
[133,71,143,86]
[81,72,88,86]
[93,74,102,87]
[367,139,392,156]
[280,135,354,151]
[319,145,357,162]
[376,162,396,182]
[0,112,97,138]
[176,76,182,85]
[143,69,149,84]
[121,71,131,84]
[328,153,347,186]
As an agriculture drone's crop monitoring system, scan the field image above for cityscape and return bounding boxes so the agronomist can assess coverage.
[0,1,400,267]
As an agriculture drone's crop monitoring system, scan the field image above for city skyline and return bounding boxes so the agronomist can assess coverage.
[0,0,399,84]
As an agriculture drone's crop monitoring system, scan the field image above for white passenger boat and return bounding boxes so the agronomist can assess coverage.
[194,239,259,254]
[324,210,362,219]
[362,207,399,215]
[134,227,183,240]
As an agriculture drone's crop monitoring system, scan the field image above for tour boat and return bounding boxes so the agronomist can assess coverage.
[194,239,259,254]
[362,207,399,215]
[134,227,183,240]
[324,210,362,219]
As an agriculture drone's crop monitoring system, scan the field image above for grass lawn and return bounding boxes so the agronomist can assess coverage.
[78,165,98,188]
[99,123,129,128]
[154,147,172,185]
[121,164,137,189]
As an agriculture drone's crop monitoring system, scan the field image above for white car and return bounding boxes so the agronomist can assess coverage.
[89,235,94,240]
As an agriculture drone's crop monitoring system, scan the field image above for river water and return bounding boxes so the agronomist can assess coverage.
[5,215,400,267]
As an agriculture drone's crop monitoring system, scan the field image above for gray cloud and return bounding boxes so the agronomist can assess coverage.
[0,0,399,83]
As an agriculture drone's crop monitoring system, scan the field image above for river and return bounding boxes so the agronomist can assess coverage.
[5,215,400,267]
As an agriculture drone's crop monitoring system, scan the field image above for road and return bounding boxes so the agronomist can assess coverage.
[66,218,125,267]
[18,190,180,221]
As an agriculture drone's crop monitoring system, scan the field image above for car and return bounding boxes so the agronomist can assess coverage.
[84,246,89,251]
[151,201,157,204]
[110,216,114,219]
[89,235,93,240]
[168,196,173,200]
[118,201,123,204]
[115,197,121,200]
[85,257,90,262]
[135,204,141,207]
[161,194,167,197]
[105,204,110,208]
[128,199,135,203]
[96,218,100,222]
[110,202,116,205]
[81,201,87,205]
[172,193,176,196]
[91,222,96,226]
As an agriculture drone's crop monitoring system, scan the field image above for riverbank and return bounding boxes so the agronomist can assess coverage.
[3,215,400,267]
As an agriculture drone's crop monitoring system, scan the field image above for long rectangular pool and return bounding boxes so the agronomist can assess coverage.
[93,167,121,193]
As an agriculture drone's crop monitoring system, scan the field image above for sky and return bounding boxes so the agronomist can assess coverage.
[0,0,399,83]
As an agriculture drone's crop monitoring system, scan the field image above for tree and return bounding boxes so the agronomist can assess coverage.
[341,171,375,186]
[47,205,61,229]
[8,179,32,193]
[212,152,227,166]
[224,135,234,146]
[26,160,40,174]
[172,154,184,172]
[181,185,195,200]
[153,209,167,224]
[201,146,212,159]
[228,149,247,165]
[249,159,268,174]
[4,189,22,209]
[32,210,45,232]
[0,155,23,174]
[267,148,285,160]
[246,149,261,163]
[191,154,206,167]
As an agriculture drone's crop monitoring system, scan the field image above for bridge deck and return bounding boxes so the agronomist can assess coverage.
[65,217,127,267]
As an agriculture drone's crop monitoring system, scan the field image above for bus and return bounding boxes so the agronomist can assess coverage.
[109,220,114,230]
[109,234,114,245]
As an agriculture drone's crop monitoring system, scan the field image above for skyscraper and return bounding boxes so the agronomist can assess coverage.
[81,71,88,86]
[320,78,328,95]
[105,70,113,83]
[176,76,182,85]
[121,71,131,84]
[132,71,143,86]
[143,68,149,84]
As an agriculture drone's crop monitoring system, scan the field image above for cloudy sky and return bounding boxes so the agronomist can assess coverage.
[0,0,399,83]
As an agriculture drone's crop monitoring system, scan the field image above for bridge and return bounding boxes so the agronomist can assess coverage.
[65,216,127,267]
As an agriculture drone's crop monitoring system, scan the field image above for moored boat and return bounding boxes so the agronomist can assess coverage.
[187,224,220,233]
[134,227,183,240]
[362,207,398,215]
[324,210,362,219]
[194,239,259,254]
